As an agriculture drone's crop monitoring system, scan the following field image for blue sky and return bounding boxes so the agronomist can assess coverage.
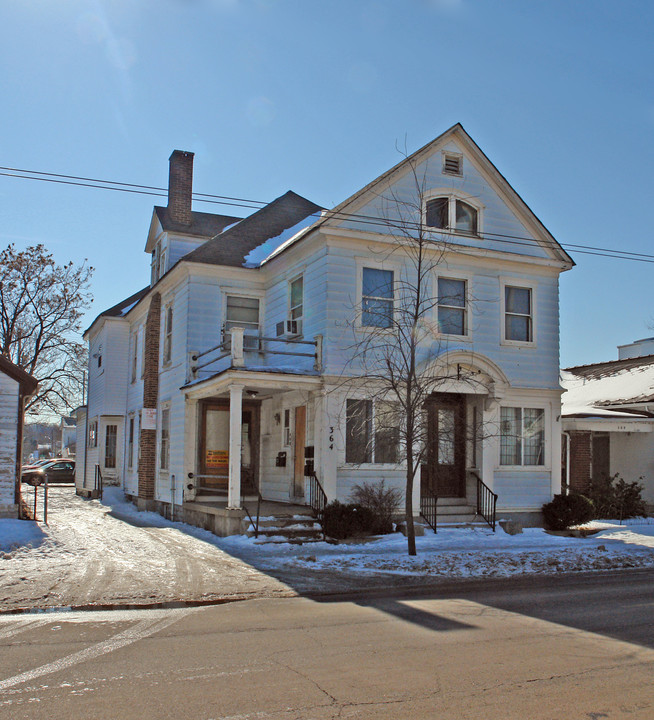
[1,0,653,367]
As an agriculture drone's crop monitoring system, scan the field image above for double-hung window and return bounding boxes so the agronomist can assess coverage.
[160,408,170,471]
[437,277,467,336]
[163,306,173,365]
[225,295,260,350]
[345,399,399,464]
[500,407,544,466]
[127,417,134,469]
[426,197,478,235]
[505,286,532,342]
[361,268,394,328]
[290,276,303,324]
[131,333,138,382]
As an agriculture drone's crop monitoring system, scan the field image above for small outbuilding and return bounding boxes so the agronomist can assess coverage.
[0,355,38,518]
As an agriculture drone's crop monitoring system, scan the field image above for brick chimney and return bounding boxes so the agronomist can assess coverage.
[168,150,194,225]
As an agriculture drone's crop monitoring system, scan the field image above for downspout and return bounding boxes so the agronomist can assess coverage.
[562,431,571,495]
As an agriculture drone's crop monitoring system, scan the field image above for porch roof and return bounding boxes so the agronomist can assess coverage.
[181,366,322,400]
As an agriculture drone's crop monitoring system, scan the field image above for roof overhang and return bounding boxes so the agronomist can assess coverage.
[562,416,654,433]
[182,368,323,401]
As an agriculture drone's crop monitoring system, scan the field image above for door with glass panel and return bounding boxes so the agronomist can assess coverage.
[426,394,466,497]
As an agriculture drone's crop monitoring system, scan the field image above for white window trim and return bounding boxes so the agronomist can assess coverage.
[355,257,400,332]
[162,303,173,366]
[131,332,138,383]
[158,402,171,475]
[497,403,549,471]
[422,188,484,238]
[221,287,265,347]
[500,276,537,347]
[288,273,304,334]
[341,396,404,468]
[433,271,473,342]
[127,413,135,470]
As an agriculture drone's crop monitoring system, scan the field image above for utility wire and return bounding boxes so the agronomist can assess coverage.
[2,164,653,264]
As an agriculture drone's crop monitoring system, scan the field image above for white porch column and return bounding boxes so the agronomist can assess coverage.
[228,384,244,508]
[481,398,501,492]
[318,388,338,501]
[550,397,563,496]
[183,396,198,502]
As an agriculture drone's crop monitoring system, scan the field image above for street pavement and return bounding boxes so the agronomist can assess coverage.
[1,569,653,719]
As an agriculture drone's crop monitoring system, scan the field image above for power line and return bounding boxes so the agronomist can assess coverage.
[2,164,653,264]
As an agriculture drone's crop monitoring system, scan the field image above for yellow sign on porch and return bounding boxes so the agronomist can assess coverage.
[206,450,229,468]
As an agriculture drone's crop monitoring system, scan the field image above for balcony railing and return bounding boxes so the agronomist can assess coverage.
[190,327,323,379]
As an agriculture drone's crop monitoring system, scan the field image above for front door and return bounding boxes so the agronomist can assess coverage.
[426,394,466,498]
[199,400,260,494]
[293,406,306,499]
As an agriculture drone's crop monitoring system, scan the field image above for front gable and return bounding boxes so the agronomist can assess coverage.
[319,124,573,268]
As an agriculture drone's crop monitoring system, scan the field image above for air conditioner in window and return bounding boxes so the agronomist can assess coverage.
[276,319,301,337]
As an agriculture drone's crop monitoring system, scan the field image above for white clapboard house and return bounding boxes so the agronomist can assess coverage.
[80,125,573,534]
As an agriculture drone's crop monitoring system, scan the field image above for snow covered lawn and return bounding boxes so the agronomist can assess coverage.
[2,486,654,611]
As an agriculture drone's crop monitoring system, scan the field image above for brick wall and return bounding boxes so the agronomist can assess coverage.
[569,430,592,495]
[168,150,194,225]
[138,292,161,501]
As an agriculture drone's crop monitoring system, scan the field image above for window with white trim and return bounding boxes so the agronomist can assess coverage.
[89,420,98,448]
[361,268,394,328]
[290,276,303,323]
[437,277,467,336]
[283,408,291,446]
[504,285,532,342]
[105,425,117,469]
[131,333,138,382]
[425,197,478,235]
[163,305,173,365]
[225,295,260,350]
[127,417,134,469]
[160,407,170,471]
[500,407,544,466]
[345,399,400,464]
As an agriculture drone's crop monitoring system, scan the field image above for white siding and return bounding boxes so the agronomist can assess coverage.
[0,372,19,508]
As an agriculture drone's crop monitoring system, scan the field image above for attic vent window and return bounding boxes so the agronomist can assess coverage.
[443,153,462,176]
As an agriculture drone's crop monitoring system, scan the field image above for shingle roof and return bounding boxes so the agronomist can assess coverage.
[84,286,150,335]
[183,191,323,268]
[564,354,654,380]
[154,207,242,238]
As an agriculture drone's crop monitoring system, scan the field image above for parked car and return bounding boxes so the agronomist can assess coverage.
[22,459,76,485]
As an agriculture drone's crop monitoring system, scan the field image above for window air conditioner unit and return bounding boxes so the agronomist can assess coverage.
[276,319,301,337]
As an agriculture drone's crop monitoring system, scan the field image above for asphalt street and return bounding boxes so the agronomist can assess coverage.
[1,569,653,719]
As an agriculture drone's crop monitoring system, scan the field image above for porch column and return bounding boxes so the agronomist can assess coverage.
[481,398,500,492]
[228,384,244,508]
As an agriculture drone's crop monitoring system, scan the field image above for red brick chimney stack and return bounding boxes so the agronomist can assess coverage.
[168,150,194,225]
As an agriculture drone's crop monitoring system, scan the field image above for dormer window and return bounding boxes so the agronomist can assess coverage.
[425,196,479,236]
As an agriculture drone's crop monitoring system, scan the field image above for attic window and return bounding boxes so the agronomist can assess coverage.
[443,153,462,176]
[425,197,479,235]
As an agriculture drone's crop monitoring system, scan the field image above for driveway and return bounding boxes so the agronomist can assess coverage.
[1,486,294,612]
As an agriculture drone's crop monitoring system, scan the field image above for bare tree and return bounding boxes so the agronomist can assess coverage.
[0,244,93,417]
[342,158,485,556]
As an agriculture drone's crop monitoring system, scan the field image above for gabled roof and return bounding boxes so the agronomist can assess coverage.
[279,123,573,267]
[84,286,150,336]
[182,191,322,268]
[154,207,242,238]
[0,355,38,395]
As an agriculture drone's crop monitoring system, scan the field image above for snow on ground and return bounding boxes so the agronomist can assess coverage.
[2,486,654,611]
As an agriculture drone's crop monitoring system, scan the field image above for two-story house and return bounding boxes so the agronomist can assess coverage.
[80,124,573,534]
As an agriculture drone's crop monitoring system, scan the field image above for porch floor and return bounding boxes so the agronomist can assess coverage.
[191,496,314,517]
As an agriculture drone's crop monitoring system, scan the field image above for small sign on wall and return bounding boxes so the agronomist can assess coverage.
[206,450,228,468]
[142,408,157,430]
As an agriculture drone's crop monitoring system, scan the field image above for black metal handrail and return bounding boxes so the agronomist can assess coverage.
[305,471,327,522]
[471,471,498,531]
[94,464,103,500]
[420,488,438,533]
[241,478,262,539]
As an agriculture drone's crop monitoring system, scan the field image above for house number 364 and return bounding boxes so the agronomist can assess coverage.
[329,426,334,450]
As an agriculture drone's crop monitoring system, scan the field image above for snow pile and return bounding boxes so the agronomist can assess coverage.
[561,365,654,417]
[0,519,47,554]
[243,216,317,268]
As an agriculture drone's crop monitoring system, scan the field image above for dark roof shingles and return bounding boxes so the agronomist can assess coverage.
[154,207,242,238]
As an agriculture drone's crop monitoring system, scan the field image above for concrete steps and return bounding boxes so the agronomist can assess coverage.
[244,514,323,544]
